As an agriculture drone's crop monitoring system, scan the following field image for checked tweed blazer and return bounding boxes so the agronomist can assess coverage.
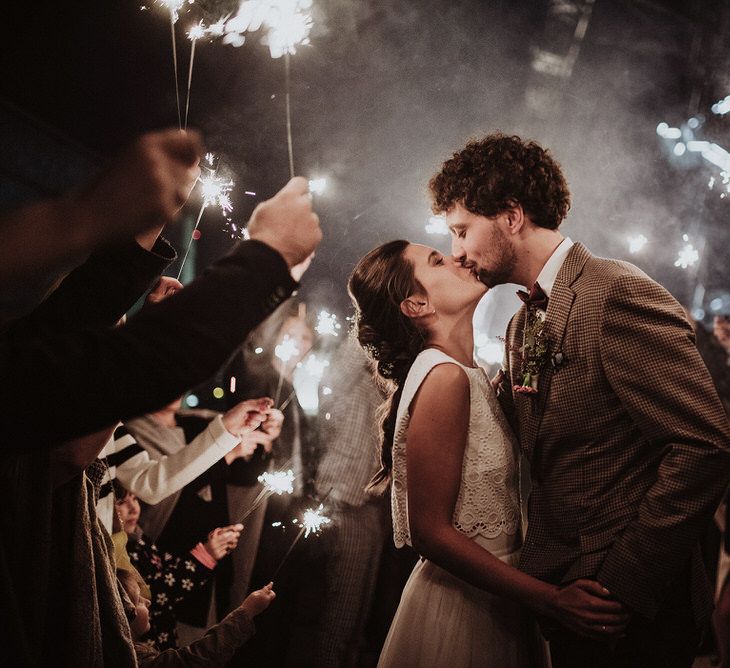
[499,242,730,625]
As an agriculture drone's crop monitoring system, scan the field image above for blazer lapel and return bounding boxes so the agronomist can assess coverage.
[520,243,591,460]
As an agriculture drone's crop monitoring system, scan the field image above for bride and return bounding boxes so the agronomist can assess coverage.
[348,240,627,667]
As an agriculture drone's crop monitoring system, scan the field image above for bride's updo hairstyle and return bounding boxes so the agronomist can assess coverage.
[348,239,427,494]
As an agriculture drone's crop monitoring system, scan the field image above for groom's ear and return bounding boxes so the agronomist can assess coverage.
[400,296,433,320]
[503,202,526,236]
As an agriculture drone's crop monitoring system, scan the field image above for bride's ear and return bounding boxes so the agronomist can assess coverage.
[400,296,434,320]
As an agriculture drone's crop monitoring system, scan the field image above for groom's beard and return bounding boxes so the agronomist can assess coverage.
[475,226,517,288]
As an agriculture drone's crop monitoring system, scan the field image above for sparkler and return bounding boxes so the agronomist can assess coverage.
[284,53,295,178]
[238,468,295,523]
[176,165,236,280]
[278,390,297,411]
[184,21,207,130]
[271,488,332,582]
[158,0,186,129]
[273,334,301,404]
[222,2,315,177]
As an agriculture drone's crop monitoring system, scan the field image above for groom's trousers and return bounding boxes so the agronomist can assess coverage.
[548,572,700,668]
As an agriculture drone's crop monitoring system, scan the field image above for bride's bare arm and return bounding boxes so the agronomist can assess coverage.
[406,363,628,641]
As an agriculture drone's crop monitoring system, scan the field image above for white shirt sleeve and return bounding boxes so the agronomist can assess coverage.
[114,415,239,505]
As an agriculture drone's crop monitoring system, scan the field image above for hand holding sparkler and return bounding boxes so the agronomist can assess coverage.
[145,276,184,306]
[260,408,284,441]
[241,582,276,618]
[230,430,276,459]
[247,177,322,269]
[222,397,274,439]
[74,129,202,241]
[204,523,244,559]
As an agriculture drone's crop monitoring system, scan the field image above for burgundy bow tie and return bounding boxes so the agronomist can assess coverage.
[516,282,548,311]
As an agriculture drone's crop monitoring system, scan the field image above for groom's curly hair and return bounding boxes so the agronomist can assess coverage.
[429,133,571,229]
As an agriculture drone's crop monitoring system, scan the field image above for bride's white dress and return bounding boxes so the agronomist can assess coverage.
[377,348,545,668]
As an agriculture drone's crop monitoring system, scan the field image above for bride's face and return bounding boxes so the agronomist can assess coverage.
[403,243,487,317]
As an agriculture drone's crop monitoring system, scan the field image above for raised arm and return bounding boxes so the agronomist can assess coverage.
[118,399,271,505]
[0,129,201,286]
[596,273,730,618]
[114,419,236,505]
[13,236,175,337]
[0,177,320,447]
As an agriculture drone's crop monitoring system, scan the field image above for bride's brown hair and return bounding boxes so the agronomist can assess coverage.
[348,240,427,495]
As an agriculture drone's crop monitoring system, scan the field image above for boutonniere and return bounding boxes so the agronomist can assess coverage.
[514,308,550,395]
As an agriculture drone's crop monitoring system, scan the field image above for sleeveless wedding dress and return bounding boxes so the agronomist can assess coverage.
[377,348,546,668]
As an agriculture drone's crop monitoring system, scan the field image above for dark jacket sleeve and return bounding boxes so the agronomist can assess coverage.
[596,273,730,618]
[136,606,255,667]
[10,237,175,334]
[0,240,296,446]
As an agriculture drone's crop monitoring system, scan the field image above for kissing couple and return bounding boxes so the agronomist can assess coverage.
[348,134,730,667]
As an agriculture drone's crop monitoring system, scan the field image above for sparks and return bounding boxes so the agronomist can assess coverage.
[199,173,235,215]
[315,309,341,337]
[275,334,300,363]
[308,177,327,195]
[223,0,314,58]
[157,0,187,22]
[627,234,648,254]
[712,94,730,116]
[187,20,206,40]
[208,17,227,37]
[675,235,700,269]
[302,353,329,381]
[258,469,295,496]
[302,504,331,537]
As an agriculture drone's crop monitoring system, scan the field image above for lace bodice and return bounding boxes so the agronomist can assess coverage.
[391,349,521,548]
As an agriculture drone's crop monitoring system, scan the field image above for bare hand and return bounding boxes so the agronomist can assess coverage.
[227,426,281,461]
[222,398,273,437]
[260,408,284,440]
[247,177,322,268]
[204,523,243,560]
[241,582,276,618]
[550,579,631,641]
[73,129,203,241]
[145,276,184,306]
[491,369,506,393]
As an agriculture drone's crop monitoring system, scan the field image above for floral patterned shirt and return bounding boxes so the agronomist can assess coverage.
[128,530,213,650]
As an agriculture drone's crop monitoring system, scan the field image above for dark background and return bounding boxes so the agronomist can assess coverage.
[3,0,729,326]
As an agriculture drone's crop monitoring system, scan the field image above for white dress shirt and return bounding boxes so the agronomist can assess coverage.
[533,237,574,300]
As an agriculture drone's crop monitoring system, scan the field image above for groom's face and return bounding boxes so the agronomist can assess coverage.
[446,203,516,288]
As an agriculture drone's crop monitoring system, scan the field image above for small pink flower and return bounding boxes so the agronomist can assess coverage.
[513,384,538,395]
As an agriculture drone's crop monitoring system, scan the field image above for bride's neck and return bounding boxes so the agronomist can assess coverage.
[426,312,475,368]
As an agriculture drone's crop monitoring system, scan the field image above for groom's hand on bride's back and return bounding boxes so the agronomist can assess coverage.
[551,579,631,641]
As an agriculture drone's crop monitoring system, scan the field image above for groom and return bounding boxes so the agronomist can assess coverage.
[430,133,730,667]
